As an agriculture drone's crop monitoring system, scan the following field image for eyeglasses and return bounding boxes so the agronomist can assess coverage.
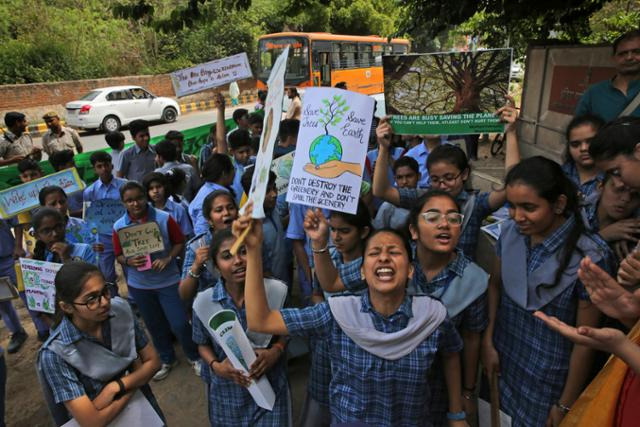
[429,171,463,186]
[37,223,65,236]
[568,138,594,148]
[71,284,114,311]
[421,212,464,226]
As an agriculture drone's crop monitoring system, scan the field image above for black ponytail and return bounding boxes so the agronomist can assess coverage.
[505,156,584,287]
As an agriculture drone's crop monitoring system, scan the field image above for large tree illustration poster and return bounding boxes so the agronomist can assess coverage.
[286,88,374,214]
[383,48,512,135]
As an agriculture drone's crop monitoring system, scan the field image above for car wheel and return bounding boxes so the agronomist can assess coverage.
[102,115,121,132]
[162,107,178,123]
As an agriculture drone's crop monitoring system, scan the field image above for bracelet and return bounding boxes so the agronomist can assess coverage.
[555,401,571,415]
[114,378,126,400]
[462,391,475,400]
[188,269,202,279]
[447,411,466,421]
[311,244,328,254]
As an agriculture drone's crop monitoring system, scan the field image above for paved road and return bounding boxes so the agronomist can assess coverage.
[33,105,250,156]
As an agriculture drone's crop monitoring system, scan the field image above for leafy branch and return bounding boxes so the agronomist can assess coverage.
[318,95,349,135]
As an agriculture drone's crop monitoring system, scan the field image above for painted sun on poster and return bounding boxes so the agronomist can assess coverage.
[286,88,374,214]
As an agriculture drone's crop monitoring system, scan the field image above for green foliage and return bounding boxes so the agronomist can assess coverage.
[585,0,640,43]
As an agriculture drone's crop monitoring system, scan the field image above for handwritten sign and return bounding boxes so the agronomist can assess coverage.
[20,258,63,314]
[85,199,126,235]
[244,47,289,219]
[170,53,253,97]
[0,168,85,219]
[286,88,374,214]
[271,151,294,196]
[117,222,165,258]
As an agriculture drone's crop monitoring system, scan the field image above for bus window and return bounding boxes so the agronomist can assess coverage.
[359,44,373,67]
[341,43,358,69]
[257,37,310,84]
[373,43,384,66]
[392,44,408,54]
[331,43,341,69]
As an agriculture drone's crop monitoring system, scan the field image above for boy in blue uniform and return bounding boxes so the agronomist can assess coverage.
[83,151,128,285]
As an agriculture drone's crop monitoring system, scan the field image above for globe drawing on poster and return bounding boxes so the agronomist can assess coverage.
[287,88,374,214]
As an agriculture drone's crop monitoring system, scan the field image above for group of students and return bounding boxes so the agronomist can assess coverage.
[6,82,633,427]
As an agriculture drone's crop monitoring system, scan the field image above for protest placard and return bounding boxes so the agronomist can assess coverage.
[85,199,126,235]
[271,151,295,197]
[117,222,165,258]
[383,49,512,135]
[0,168,85,219]
[286,88,374,214]
[243,47,289,219]
[170,53,253,97]
[209,310,276,410]
[20,258,63,314]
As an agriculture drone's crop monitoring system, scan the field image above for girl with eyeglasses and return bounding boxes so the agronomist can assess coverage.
[406,189,489,425]
[481,157,615,427]
[191,229,290,426]
[301,200,371,425]
[236,203,467,426]
[32,208,95,265]
[562,115,605,199]
[37,261,165,426]
[372,105,520,260]
[113,181,200,381]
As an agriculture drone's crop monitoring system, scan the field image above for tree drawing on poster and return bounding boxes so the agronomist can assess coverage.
[286,88,374,215]
[383,48,512,135]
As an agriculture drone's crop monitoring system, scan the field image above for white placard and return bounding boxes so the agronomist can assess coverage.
[244,47,289,218]
[170,53,253,97]
[286,88,374,214]
[209,310,276,410]
[20,258,63,314]
[271,151,295,197]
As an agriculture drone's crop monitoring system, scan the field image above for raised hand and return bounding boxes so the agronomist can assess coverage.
[303,208,330,247]
[376,116,393,149]
[618,250,640,288]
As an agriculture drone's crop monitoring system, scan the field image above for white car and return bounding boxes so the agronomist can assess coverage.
[65,85,180,132]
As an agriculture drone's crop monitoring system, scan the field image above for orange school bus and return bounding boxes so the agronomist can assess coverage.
[257,32,410,95]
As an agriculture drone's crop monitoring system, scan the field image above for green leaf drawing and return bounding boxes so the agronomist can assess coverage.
[317,94,350,135]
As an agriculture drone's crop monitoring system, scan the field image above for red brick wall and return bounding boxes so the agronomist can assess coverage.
[0,74,257,119]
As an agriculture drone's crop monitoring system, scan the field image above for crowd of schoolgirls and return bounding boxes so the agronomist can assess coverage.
[0,32,635,427]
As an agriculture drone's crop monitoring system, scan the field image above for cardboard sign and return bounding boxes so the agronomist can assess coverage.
[170,53,253,97]
[286,88,374,214]
[383,49,512,135]
[0,168,85,219]
[85,199,126,235]
[20,258,63,314]
[243,47,289,219]
[117,222,165,258]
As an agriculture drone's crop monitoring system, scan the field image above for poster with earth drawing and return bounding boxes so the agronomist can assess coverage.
[383,48,512,135]
[286,88,374,214]
[244,46,289,219]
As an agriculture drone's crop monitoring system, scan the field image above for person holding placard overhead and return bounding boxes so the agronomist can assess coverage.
[37,261,165,426]
[192,228,290,426]
[113,181,200,381]
[236,203,468,426]
[83,151,128,286]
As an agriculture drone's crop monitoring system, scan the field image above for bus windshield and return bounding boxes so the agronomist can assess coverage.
[258,37,309,84]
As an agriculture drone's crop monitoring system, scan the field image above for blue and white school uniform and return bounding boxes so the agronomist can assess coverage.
[398,188,494,260]
[114,206,199,364]
[188,182,230,236]
[160,198,193,240]
[38,297,164,426]
[409,250,488,425]
[0,220,23,335]
[262,206,289,284]
[82,176,127,283]
[281,292,462,426]
[192,280,290,426]
[45,243,96,265]
[493,217,614,427]
[561,162,602,200]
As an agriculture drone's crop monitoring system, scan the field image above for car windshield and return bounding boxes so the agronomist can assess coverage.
[80,91,101,101]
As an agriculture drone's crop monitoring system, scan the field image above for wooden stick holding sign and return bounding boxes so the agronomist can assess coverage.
[116,222,165,271]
